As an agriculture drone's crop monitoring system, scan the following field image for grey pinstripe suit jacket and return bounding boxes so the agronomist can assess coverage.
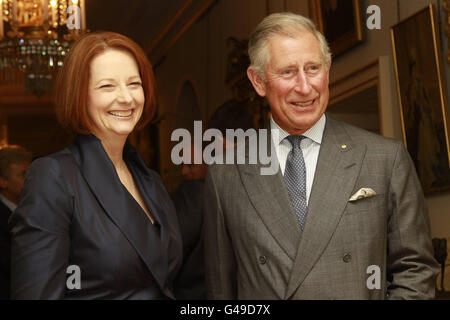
[203,116,439,300]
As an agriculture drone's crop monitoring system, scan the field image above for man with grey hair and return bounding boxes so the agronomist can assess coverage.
[0,145,32,299]
[203,12,438,299]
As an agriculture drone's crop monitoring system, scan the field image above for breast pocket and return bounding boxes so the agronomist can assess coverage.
[345,193,386,216]
[340,194,388,245]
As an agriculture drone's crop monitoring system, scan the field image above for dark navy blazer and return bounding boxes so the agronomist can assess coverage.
[9,134,182,299]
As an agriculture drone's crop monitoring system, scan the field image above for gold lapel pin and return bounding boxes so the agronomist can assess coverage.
[341,144,347,149]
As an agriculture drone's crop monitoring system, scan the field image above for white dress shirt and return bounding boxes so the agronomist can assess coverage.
[270,114,326,204]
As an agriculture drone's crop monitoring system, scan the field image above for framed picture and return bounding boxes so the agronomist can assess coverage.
[309,0,364,57]
[391,4,450,194]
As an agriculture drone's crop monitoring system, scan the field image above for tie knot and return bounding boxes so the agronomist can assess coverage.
[286,135,304,149]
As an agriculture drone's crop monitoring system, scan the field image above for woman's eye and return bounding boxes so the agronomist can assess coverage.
[129,82,142,87]
[99,84,113,89]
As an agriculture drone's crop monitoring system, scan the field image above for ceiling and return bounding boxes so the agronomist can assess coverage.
[85,0,187,52]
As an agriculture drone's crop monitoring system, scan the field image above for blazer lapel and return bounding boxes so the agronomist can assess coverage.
[285,117,367,299]
[68,135,172,297]
[125,145,173,295]
[237,130,301,261]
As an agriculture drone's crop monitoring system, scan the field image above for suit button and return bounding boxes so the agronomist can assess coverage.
[343,253,352,263]
[259,255,267,264]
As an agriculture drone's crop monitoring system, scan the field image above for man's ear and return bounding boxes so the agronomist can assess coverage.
[247,67,266,97]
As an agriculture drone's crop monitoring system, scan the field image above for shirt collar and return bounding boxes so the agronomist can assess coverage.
[270,113,326,145]
[0,193,17,211]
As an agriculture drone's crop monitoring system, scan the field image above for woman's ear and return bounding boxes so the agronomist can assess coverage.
[247,67,266,97]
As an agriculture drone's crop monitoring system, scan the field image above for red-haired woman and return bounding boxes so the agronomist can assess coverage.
[9,32,182,300]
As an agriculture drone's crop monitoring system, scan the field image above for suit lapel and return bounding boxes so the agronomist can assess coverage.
[237,129,301,261]
[68,134,172,298]
[285,117,367,299]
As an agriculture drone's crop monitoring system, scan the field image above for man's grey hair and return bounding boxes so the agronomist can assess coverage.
[248,12,332,79]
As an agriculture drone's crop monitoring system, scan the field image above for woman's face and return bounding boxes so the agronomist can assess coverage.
[87,49,144,140]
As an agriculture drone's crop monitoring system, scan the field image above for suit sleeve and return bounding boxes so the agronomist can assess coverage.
[9,157,73,300]
[386,142,440,299]
[203,168,237,299]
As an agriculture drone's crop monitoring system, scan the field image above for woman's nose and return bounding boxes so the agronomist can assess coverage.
[117,86,133,103]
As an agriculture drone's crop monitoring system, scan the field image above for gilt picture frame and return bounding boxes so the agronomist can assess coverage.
[309,0,364,57]
[391,4,450,194]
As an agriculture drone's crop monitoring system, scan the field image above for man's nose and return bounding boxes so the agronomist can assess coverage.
[293,72,312,95]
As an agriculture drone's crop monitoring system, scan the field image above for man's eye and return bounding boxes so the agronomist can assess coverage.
[282,69,295,76]
[307,65,320,72]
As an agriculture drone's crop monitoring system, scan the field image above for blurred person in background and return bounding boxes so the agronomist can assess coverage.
[172,143,207,300]
[172,99,254,299]
[0,145,31,299]
[208,99,255,150]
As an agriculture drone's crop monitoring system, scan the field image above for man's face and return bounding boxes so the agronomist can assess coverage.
[248,31,330,135]
[0,161,31,204]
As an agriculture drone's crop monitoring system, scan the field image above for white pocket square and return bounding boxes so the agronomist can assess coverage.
[349,188,377,201]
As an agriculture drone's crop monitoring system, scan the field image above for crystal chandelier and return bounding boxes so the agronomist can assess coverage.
[0,0,86,96]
